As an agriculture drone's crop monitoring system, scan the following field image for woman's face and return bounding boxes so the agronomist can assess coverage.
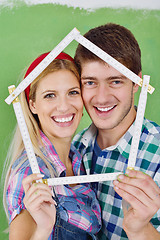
[29,69,83,142]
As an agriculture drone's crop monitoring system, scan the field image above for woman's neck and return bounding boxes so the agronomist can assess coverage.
[53,138,75,179]
[53,138,71,165]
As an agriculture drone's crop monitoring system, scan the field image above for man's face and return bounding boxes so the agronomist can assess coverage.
[81,61,139,132]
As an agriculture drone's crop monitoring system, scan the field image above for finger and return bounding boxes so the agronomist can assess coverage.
[27,188,53,204]
[24,182,53,203]
[113,180,160,216]
[24,186,55,207]
[25,193,56,212]
[114,184,160,222]
[114,185,147,216]
[22,173,44,193]
[41,201,56,214]
[125,169,160,193]
[117,172,160,203]
[114,180,152,207]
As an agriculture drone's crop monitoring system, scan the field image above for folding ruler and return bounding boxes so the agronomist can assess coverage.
[6,28,154,186]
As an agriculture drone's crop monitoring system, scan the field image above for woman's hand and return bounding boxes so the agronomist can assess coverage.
[113,169,160,239]
[22,173,56,238]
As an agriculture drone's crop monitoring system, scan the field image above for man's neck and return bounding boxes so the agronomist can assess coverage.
[97,110,136,150]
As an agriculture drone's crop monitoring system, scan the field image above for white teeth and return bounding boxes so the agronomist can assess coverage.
[97,106,114,112]
[54,115,73,123]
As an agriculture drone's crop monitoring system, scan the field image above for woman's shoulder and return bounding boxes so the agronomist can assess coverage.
[11,150,51,179]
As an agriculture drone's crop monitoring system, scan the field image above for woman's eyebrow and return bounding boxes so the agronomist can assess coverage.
[42,90,55,94]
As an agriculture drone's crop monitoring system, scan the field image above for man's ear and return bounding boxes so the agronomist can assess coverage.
[29,99,37,114]
[138,72,142,79]
[133,71,142,93]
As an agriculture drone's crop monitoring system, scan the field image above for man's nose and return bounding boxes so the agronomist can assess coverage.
[95,84,111,103]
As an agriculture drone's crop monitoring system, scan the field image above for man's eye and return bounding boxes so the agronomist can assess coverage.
[112,80,121,84]
[82,81,95,86]
[87,81,94,85]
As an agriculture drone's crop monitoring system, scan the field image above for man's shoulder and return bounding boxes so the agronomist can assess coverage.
[143,118,160,139]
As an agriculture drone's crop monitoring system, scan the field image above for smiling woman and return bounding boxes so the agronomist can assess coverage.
[29,69,83,140]
[3,52,101,240]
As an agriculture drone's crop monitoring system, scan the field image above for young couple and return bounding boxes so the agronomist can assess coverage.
[3,23,160,240]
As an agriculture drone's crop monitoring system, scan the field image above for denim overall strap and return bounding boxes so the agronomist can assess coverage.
[52,187,97,240]
[52,186,60,205]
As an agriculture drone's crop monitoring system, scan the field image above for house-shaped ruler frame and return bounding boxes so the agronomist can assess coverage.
[5,28,154,186]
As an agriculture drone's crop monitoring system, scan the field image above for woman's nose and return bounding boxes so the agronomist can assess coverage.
[56,97,70,112]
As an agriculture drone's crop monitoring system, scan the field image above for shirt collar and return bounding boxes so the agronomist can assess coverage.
[40,131,66,177]
[40,131,82,176]
[115,123,135,158]
[80,123,97,146]
[81,120,146,159]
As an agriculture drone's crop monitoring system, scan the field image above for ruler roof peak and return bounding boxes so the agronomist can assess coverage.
[5,27,154,105]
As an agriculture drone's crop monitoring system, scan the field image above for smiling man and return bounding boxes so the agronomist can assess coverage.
[73,23,160,240]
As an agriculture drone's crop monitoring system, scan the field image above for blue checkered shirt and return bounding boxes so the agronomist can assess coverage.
[73,118,160,240]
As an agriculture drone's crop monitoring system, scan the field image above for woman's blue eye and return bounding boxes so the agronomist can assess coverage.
[69,90,80,95]
[44,93,55,98]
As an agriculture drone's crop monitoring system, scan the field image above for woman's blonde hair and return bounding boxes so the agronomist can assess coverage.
[3,57,80,220]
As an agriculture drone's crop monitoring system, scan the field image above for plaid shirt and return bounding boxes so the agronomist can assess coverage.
[73,118,160,240]
[6,131,101,239]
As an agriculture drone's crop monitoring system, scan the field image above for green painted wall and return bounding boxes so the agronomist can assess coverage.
[0,4,160,238]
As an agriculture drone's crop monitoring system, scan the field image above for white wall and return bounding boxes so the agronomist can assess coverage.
[0,0,160,10]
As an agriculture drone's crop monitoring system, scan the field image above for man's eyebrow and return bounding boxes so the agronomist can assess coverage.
[81,76,97,80]
[107,75,127,80]
[81,75,127,81]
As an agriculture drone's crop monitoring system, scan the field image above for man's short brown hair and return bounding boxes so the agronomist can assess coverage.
[74,23,141,75]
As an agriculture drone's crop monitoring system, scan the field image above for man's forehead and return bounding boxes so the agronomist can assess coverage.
[81,59,109,68]
[81,61,121,76]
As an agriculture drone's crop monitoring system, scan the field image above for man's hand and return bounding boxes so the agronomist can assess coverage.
[113,169,160,240]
